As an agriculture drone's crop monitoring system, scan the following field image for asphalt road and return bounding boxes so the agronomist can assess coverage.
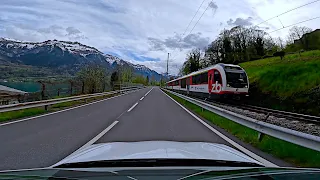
[0,88,151,170]
[0,86,288,171]
[96,87,228,144]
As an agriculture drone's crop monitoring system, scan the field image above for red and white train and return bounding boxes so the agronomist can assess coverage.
[166,63,249,99]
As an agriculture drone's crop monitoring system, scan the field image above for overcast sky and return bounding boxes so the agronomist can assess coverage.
[0,0,319,75]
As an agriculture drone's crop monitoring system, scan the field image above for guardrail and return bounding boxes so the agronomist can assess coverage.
[163,88,320,152]
[0,86,142,113]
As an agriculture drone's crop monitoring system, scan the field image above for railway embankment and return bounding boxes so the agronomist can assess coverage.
[241,50,320,116]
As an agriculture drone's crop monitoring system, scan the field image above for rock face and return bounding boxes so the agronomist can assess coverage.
[0,38,161,80]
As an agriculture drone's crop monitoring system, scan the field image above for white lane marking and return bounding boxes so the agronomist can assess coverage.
[144,87,154,97]
[127,102,139,112]
[116,111,126,120]
[160,89,278,167]
[51,120,119,167]
[0,89,142,127]
[140,96,144,101]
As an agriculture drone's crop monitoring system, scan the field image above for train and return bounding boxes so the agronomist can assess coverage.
[166,63,249,100]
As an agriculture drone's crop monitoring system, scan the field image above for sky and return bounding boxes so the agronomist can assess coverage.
[0,0,319,75]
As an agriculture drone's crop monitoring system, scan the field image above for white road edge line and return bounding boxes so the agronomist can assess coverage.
[0,89,142,127]
[140,96,144,101]
[160,89,278,167]
[144,87,154,97]
[127,102,139,112]
[50,120,119,167]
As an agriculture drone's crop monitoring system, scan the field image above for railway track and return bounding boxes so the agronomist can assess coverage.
[186,93,320,125]
[209,101,320,125]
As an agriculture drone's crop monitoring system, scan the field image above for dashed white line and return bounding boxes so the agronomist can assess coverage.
[127,102,139,112]
[140,97,144,101]
[144,87,154,97]
[51,120,119,167]
[160,89,278,167]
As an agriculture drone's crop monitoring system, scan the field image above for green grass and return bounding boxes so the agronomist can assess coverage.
[241,50,320,97]
[0,108,47,122]
[165,91,320,167]
[0,94,118,123]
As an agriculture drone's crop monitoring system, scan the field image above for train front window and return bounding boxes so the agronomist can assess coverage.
[226,72,248,88]
[213,70,222,84]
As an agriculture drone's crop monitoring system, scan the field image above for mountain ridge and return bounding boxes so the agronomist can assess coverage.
[0,38,162,80]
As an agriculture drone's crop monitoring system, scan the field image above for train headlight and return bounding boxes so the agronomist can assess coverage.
[245,85,248,88]
[227,84,231,87]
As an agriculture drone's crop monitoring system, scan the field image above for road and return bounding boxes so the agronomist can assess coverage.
[0,87,287,170]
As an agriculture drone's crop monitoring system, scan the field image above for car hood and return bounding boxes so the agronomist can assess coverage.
[53,141,263,167]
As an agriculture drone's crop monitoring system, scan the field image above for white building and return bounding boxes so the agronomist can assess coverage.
[0,85,27,105]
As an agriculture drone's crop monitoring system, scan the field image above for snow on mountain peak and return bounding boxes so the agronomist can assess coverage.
[0,38,161,80]
[0,38,102,55]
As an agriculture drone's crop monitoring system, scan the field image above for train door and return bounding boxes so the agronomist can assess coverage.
[186,77,190,94]
[208,70,214,93]
[212,70,222,93]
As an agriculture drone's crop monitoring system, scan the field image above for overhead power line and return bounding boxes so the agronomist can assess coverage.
[171,0,213,61]
[170,0,207,58]
[269,16,320,33]
[182,0,206,36]
[254,0,320,27]
[188,1,212,35]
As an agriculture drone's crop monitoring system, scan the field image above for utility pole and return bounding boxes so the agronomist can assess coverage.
[167,53,169,76]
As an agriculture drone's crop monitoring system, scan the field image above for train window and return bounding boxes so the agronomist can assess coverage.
[214,70,222,84]
[209,74,212,81]
[192,75,198,84]
[201,72,208,84]
[191,73,208,84]
[180,78,186,88]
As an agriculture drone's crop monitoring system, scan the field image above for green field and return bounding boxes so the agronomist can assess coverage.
[240,50,320,98]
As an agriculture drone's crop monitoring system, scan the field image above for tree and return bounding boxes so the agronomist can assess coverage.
[203,26,274,65]
[77,65,108,94]
[146,76,149,85]
[110,71,119,89]
[180,48,203,75]
[121,67,133,83]
[276,37,285,50]
[132,75,147,86]
[287,26,312,50]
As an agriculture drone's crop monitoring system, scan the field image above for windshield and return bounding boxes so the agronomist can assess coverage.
[1,167,320,179]
[225,72,248,88]
[0,0,320,175]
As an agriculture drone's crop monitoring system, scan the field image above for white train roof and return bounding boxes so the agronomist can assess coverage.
[167,63,242,83]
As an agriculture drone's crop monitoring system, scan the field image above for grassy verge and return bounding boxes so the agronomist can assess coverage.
[0,93,119,123]
[165,90,320,167]
[240,50,320,98]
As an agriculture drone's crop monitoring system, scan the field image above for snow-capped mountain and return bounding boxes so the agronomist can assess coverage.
[0,38,161,80]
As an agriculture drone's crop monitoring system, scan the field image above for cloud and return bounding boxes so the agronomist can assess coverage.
[148,33,210,51]
[38,25,64,35]
[148,37,165,51]
[66,27,81,35]
[227,17,253,26]
[208,1,218,10]
[0,0,320,75]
